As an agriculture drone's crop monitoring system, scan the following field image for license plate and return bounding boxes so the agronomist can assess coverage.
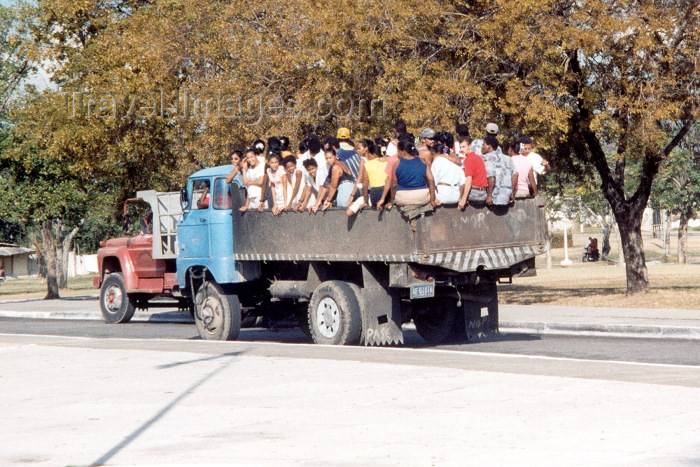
[410,283,435,299]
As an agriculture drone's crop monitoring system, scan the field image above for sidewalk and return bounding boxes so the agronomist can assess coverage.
[0,295,699,340]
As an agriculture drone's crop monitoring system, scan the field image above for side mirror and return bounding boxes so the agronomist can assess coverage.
[180,188,190,211]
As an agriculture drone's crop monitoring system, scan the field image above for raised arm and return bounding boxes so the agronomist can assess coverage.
[322,165,342,211]
[425,166,437,207]
[287,170,302,211]
[528,168,537,197]
[459,175,472,210]
[225,167,240,184]
[376,163,397,210]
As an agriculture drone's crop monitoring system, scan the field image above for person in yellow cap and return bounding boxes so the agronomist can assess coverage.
[334,127,361,181]
[337,127,351,140]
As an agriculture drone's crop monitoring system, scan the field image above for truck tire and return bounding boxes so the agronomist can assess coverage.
[100,273,136,324]
[308,281,362,345]
[413,296,457,345]
[194,282,241,341]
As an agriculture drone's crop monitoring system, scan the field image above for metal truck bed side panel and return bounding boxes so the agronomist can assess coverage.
[232,195,547,273]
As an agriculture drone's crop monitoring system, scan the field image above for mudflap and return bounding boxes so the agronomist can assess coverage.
[361,264,404,346]
[463,282,499,341]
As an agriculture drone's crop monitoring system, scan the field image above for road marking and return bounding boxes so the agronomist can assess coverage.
[0,332,698,370]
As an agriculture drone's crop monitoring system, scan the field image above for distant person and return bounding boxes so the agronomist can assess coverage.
[507,141,537,198]
[520,136,550,183]
[311,148,355,212]
[386,119,407,157]
[196,185,210,209]
[0,266,5,284]
[279,136,293,157]
[240,148,267,212]
[482,135,517,206]
[430,143,465,206]
[417,128,436,166]
[377,133,437,209]
[485,122,499,136]
[266,153,289,215]
[297,158,321,211]
[454,123,470,156]
[457,136,488,208]
[225,150,244,186]
[347,139,387,216]
[332,128,361,180]
[282,156,305,212]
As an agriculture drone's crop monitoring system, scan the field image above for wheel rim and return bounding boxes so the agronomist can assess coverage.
[199,296,223,335]
[103,285,123,314]
[316,297,340,339]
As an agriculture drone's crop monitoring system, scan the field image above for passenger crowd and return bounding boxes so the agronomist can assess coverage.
[217,120,549,216]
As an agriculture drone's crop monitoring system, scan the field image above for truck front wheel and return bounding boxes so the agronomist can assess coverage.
[194,282,241,341]
[100,273,136,324]
[308,281,362,345]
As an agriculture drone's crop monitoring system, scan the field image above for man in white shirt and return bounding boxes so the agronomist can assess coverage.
[520,136,550,183]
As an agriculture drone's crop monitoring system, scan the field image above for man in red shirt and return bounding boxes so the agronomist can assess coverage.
[458,136,488,209]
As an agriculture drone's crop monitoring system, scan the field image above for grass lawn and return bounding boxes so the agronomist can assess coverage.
[1,229,698,309]
[0,274,98,300]
[501,229,700,309]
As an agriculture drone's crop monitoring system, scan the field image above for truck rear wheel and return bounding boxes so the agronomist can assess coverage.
[413,296,457,345]
[100,273,136,324]
[194,282,241,341]
[308,281,362,345]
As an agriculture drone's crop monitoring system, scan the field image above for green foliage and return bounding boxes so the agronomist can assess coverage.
[651,125,700,218]
[0,3,34,115]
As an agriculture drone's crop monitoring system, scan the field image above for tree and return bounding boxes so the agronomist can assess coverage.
[439,0,698,293]
[651,124,700,264]
[0,90,107,298]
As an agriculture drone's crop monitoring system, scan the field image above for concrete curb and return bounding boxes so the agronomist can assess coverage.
[501,322,700,340]
[1,309,700,340]
[0,310,194,324]
[0,295,99,304]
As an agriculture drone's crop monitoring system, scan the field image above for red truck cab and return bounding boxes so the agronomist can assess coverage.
[94,191,183,323]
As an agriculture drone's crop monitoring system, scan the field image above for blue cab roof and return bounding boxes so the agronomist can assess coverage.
[189,165,235,179]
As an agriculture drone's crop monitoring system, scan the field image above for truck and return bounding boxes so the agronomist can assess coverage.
[94,164,547,345]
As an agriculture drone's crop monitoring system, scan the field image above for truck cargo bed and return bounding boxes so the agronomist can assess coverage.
[232,193,547,273]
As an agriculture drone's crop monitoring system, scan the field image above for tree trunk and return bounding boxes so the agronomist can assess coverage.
[662,210,672,259]
[601,224,611,260]
[615,217,649,294]
[678,211,689,264]
[60,224,81,288]
[41,221,60,299]
[545,223,552,270]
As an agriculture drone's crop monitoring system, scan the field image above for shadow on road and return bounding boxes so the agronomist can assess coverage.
[91,351,243,466]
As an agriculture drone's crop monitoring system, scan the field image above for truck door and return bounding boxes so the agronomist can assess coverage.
[178,178,211,259]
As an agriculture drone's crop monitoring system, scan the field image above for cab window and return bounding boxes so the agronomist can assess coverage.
[213,177,232,209]
[192,179,211,210]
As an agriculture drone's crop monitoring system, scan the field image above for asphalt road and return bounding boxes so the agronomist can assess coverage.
[3,317,700,464]
[2,316,699,366]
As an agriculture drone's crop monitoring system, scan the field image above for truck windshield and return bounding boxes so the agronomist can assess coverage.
[213,177,232,209]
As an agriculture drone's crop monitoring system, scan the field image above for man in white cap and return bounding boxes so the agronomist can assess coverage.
[418,128,436,165]
[485,122,499,136]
